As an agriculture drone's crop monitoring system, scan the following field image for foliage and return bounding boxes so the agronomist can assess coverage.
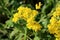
[0,0,60,40]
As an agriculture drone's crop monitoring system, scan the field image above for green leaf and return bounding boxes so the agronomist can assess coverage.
[9,28,19,39]
[34,36,40,40]
[4,0,9,5]
[0,23,3,29]
[42,18,48,28]
[17,33,24,40]
[14,19,26,32]
[5,20,14,28]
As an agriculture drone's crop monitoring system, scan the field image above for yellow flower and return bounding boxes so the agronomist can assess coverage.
[32,10,38,17]
[50,17,57,24]
[27,17,35,23]
[35,2,42,9]
[12,17,19,23]
[56,7,60,11]
[55,38,59,40]
[26,21,42,32]
[12,13,19,23]
[13,13,19,17]
[55,37,60,40]
[48,24,57,34]
[47,3,60,39]
[53,11,60,17]
[12,6,39,28]
[17,6,25,11]
[52,6,60,17]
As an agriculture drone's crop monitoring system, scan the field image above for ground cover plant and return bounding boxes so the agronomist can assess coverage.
[0,0,60,40]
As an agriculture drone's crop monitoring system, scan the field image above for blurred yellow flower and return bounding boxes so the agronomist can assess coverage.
[48,5,60,39]
[52,6,60,17]
[35,2,42,9]
[32,10,38,17]
[27,21,42,32]
[48,24,58,34]
[50,17,57,24]
[55,38,60,40]
[27,17,35,23]
[12,6,42,32]
[12,13,19,23]
[55,38,59,40]
[12,17,19,23]
[12,6,38,23]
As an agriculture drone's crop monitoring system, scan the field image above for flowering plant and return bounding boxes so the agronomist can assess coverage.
[0,0,60,40]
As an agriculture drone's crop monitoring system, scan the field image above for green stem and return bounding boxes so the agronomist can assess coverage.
[33,31,37,37]
[3,6,11,18]
[35,32,37,37]
[26,36,32,40]
[24,27,27,40]
[38,14,46,23]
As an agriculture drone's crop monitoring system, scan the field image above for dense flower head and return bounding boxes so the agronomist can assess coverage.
[53,6,60,17]
[12,6,42,32]
[27,21,42,32]
[48,5,60,40]
[12,6,38,22]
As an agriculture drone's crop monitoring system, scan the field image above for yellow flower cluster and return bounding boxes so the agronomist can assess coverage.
[12,6,38,23]
[48,6,60,40]
[12,6,42,32]
[35,2,42,9]
[27,21,42,32]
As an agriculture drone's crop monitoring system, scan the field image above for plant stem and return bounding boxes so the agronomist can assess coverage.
[24,27,27,40]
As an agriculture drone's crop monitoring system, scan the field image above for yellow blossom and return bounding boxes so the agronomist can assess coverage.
[12,6,39,23]
[48,24,58,34]
[53,11,60,17]
[48,4,60,39]
[12,6,42,32]
[56,7,60,11]
[27,17,35,23]
[55,38,60,40]
[50,17,57,24]
[52,6,60,17]
[12,17,19,23]
[26,21,42,32]
[17,6,25,11]
[32,10,38,17]
[35,2,42,9]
